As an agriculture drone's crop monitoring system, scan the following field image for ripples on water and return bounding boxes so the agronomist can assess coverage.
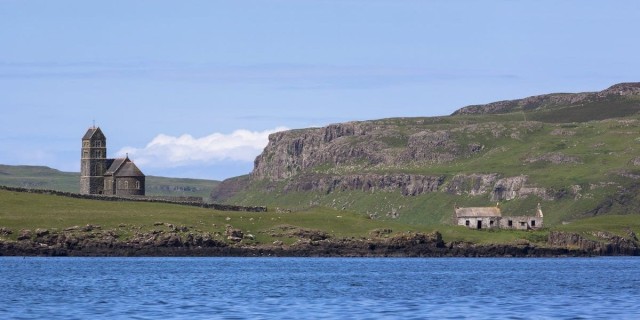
[1,257,639,319]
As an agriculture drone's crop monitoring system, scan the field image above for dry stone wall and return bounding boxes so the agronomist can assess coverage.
[0,186,267,212]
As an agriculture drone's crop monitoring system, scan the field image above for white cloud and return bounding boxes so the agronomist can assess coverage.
[116,127,288,168]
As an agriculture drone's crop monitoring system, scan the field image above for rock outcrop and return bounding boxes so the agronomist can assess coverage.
[2,228,637,257]
[548,231,640,255]
[251,121,495,182]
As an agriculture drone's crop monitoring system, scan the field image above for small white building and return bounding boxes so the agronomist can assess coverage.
[454,204,544,230]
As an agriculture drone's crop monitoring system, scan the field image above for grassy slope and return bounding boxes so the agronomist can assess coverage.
[0,165,219,200]
[1,189,638,246]
[222,99,640,227]
[0,189,431,244]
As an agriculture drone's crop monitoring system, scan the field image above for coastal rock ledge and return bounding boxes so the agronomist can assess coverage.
[1,229,638,257]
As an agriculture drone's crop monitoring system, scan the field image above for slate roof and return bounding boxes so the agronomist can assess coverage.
[117,161,144,177]
[104,157,144,177]
[455,207,502,218]
[105,158,126,176]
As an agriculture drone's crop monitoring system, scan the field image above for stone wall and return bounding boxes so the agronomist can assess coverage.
[0,186,267,213]
[457,217,500,230]
[500,216,543,230]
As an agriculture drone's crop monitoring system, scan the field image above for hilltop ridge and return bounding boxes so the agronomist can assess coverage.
[453,82,640,117]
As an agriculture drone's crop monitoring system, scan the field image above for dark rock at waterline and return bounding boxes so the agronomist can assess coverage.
[0,227,12,236]
[17,229,32,241]
[0,230,638,257]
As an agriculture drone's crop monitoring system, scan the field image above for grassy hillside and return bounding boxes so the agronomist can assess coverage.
[0,165,219,200]
[216,91,640,227]
[222,115,640,226]
[1,189,638,246]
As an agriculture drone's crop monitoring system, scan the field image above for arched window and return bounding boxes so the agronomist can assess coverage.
[136,181,140,189]
[124,181,129,189]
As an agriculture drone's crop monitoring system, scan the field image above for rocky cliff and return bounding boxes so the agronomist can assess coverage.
[223,119,573,201]
[252,121,538,182]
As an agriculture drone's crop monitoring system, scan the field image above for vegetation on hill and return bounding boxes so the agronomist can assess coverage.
[212,83,640,228]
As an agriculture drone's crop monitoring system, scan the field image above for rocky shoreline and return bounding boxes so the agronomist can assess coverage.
[1,228,638,257]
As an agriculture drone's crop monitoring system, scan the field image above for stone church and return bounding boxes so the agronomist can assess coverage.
[80,126,145,196]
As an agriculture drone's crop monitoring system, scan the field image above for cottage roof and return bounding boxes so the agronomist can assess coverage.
[82,127,105,141]
[105,157,144,177]
[455,207,501,218]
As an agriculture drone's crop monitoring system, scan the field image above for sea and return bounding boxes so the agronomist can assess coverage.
[1,257,639,319]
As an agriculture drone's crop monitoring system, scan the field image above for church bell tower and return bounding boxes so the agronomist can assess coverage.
[80,126,107,194]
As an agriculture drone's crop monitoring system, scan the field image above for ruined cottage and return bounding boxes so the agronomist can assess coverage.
[454,203,543,230]
[80,127,145,196]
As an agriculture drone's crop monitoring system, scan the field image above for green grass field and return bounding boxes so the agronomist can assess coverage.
[2,189,637,246]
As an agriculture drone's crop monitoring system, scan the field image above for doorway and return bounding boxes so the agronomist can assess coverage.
[477,220,482,229]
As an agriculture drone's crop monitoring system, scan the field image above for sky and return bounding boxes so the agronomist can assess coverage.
[1,0,639,180]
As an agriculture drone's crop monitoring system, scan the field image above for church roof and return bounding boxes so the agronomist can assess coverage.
[105,158,126,176]
[455,207,502,218]
[82,127,104,140]
[117,161,144,177]
[105,157,144,177]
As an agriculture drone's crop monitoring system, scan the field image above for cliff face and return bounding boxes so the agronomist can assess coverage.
[246,119,563,200]
[253,122,494,182]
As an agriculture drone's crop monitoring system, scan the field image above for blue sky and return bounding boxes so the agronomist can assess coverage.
[1,0,639,180]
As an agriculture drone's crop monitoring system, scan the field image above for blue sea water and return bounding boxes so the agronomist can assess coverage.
[1,257,639,319]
